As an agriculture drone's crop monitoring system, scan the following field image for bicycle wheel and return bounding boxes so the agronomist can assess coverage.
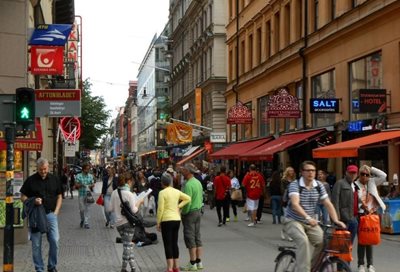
[274,250,296,272]
[320,257,351,272]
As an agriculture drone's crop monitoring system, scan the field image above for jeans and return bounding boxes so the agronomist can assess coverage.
[78,196,90,225]
[271,195,282,223]
[30,212,59,272]
[215,199,229,224]
[316,203,329,224]
[103,194,114,224]
[347,218,358,244]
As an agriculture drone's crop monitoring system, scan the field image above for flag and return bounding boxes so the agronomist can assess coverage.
[166,122,193,144]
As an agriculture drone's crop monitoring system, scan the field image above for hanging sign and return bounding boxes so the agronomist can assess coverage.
[227,101,252,124]
[266,88,300,118]
[310,98,339,113]
[35,89,81,117]
[29,24,73,46]
[359,89,386,113]
[30,46,64,75]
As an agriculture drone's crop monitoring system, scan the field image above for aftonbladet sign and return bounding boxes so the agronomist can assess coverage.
[35,89,81,117]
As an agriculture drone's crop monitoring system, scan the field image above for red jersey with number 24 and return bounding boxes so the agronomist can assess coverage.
[242,172,265,200]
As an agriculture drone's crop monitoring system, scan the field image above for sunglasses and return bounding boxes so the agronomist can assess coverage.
[360,173,370,177]
[303,169,316,172]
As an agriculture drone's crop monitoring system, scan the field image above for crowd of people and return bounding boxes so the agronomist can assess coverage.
[20,157,389,272]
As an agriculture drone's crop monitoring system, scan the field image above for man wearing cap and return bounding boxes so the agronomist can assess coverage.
[332,164,360,244]
[180,163,204,271]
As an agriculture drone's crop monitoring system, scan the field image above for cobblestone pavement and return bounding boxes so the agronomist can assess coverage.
[1,181,165,272]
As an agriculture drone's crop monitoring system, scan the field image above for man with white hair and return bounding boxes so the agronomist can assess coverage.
[180,163,204,271]
[20,158,63,272]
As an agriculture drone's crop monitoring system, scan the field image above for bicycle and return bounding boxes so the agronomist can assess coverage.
[274,223,352,272]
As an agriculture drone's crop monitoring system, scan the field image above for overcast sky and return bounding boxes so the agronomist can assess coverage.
[75,0,169,119]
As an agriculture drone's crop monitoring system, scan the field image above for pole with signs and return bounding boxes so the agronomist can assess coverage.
[3,126,15,272]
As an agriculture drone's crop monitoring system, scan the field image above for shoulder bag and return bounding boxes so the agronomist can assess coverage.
[117,189,142,227]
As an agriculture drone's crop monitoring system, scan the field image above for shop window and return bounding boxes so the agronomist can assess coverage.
[349,51,383,121]
[312,70,336,127]
[258,95,270,137]
[241,102,252,140]
[296,82,304,130]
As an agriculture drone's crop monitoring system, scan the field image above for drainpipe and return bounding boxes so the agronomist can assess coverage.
[233,0,240,141]
[300,0,309,130]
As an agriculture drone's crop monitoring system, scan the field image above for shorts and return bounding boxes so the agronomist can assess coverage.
[182,210,202,249]
[246,198,259,211]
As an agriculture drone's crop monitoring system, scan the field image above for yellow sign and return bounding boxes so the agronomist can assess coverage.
[195,88,202,126]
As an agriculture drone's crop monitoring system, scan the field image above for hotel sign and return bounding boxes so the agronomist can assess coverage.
[266,88,300,118]
[359,89,386,113]
[227,101,252,124]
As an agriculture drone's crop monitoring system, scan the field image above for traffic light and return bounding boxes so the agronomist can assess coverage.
[16,87,35,126]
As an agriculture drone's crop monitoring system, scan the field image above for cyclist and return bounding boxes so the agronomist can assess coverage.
[284,160,346,271]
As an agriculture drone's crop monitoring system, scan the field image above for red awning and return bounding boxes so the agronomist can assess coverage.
[177,147,206,166]
[313,130,400,158]
[0,120,43,151]
[210,137,274,160]
[240,129,326,161]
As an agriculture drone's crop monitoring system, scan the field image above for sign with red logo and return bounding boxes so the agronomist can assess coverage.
[30,46,64,75]
[227,101,252,124]
[359,89,386,113]
[266,88,301,119]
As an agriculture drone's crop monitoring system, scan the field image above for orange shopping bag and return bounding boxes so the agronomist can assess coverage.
[358,214,381,245]
[327,230,353,262]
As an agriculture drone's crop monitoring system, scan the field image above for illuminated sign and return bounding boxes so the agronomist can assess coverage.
[310,99,339,113]
[359,89,386,113]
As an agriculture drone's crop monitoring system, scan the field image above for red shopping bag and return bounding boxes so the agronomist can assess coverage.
[96,194,104,206]
[358,214,381,245]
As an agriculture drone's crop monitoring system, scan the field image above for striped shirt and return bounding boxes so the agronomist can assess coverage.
[286,177,328,223]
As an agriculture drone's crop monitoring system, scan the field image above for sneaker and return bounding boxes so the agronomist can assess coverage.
[247,222,255,227]
[358,265,366,272]
[80,221,84,228]
[172,268,180,272]
[84,224,90,229]
[280,230,286,240]
[257,220,263,224]
[226,218,230,222]
[105,221,110,227]
[287,236,293,242]
[218,222,222,227]
[181,262,197,271]
[244,217,250,221]
[368,265,376,272]
[234,216,238,222]
[196,262,203,270]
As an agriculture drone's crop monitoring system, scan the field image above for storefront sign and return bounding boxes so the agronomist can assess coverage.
[195,88,202,126]
[359,89,386,113]
[227,101,252,124]
[210,132,226,143]
[310,98,339,113]
[30,46,64,75]
[266,88,301,118]
[0,120,43,151]
[29,24,73,46]
[35,89,81,117]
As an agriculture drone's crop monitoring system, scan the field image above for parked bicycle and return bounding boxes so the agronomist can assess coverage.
[274,223,352,272]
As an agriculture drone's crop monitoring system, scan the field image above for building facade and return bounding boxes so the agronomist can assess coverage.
[168,0,228,136]
[225,0,400,177]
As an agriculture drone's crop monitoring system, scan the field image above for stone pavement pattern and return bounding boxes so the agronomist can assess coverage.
[2,180,400,271]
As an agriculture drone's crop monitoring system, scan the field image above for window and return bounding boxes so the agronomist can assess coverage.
[312,70,336,127]
[265,21,271,59]
[241,102,253,140]
[296,0,303,40]
[314,0,319,31]
[228,49,233,82]
[249,34,253,69]
[256,27,262,64]
[274,12,280,53]
[349,51,383,121]
[259,95,270,137]
[284,4,290,47]
[331,0,336,20]
[240,40,245,74]
[296,82,304,129]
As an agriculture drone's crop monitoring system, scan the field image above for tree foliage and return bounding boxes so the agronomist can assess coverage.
[80,79,111,149]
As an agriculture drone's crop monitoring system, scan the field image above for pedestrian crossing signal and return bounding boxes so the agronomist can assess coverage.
[16,87,35,125]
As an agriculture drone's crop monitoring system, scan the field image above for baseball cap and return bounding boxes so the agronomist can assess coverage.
[166,167,174,173]
[346,165,358,173]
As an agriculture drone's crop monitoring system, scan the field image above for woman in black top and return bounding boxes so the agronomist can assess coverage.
[270,171,283,224]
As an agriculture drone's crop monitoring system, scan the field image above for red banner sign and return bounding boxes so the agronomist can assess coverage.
[30,46,64,75]
[266,88,301,119]
[0,120,43,151]
[227,101,252,124]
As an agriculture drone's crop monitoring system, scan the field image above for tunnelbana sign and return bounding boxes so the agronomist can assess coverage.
[310,98,339,113]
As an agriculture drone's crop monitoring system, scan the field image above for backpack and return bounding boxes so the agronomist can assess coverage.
[282,179,322,208]
[117,189,142,227]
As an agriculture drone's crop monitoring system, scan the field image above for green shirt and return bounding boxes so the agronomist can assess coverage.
[181,176,203,215]
[76,172,94,197]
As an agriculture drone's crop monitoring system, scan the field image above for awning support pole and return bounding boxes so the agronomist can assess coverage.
[169,118,212,131]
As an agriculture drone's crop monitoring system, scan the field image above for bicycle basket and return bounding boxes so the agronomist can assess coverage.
[326,230,352,262]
